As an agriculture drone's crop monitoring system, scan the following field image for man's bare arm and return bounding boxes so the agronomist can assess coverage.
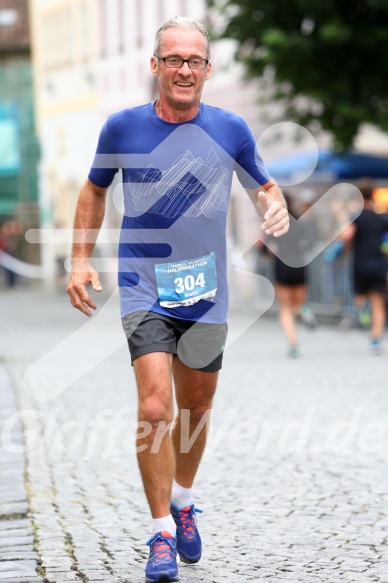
[246,180,289,237]
[66,179,108,316]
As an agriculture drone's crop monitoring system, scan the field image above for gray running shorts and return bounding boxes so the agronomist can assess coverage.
[122,310,228,372]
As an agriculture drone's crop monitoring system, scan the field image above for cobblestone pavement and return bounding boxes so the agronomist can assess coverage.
[1,288,388,582]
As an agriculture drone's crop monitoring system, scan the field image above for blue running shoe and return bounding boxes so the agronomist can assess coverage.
[170,502,202,564]
[370,338,382,355]
[145,530,179,583]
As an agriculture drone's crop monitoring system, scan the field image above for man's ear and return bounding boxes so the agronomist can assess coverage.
[150,56,159,77]
[205,61,212,81]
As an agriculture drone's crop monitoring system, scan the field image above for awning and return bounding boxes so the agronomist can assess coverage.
[267,150,388,184]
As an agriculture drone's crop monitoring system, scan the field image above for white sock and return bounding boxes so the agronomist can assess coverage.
[151,515,176,536]
[172,479,193,509]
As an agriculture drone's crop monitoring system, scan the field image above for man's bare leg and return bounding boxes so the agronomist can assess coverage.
[171,358,219,488]
[134,351,175,518]
[369,291,386,340]
[275,284,298,347]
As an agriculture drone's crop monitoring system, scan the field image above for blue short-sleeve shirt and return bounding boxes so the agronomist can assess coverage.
[88,102,271,322]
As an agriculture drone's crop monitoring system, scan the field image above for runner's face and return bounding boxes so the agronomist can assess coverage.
[151,28,212,110]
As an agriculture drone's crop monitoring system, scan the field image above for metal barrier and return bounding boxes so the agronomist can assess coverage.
[254,248,356,317]
[306,250,354,316]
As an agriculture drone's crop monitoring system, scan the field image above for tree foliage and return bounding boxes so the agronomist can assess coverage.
[207,0,388,150]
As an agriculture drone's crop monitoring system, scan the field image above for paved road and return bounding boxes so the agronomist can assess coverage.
[1,288,388,582]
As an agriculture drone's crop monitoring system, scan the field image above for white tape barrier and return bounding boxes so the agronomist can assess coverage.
[0,251,50,279]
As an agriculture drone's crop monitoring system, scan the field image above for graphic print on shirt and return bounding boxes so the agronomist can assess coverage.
[128,148,229,219]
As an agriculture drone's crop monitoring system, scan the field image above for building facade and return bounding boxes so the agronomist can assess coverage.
[0,0,39,223]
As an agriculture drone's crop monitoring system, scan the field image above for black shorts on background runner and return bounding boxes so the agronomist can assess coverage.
[354,271,387,295]
[275,260,306,286]
[122,311,228,372]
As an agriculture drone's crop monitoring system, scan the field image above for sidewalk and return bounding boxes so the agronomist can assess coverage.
[0,367,43,582]
[1,288,388,582]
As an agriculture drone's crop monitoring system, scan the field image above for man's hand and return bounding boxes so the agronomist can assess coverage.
[257,191,289,238]
[67,260,103,317]
[66,180,107,316]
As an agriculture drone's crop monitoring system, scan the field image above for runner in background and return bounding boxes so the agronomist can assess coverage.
[260,193,317,358]
[341,179,388,354]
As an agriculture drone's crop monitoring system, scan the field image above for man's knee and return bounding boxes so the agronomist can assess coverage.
[138,394,173,428]
[183,402,213,425]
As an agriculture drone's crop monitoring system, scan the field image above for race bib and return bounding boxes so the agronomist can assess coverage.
[155,252,217,308]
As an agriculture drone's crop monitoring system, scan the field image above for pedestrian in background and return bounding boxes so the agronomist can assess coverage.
[0,218,23,288]
[341,179,388,354]
[67,16,289,583]
[261,193,317,358]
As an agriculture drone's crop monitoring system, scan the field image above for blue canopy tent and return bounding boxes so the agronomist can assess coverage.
[266,150,388,183]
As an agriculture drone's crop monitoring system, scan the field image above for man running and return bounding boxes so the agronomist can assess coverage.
[67,16,289,582]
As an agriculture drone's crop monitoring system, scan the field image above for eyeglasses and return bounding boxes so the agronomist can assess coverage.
[156,56,209,70]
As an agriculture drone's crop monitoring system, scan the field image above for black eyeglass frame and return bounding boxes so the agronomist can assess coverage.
[155,55,210,70]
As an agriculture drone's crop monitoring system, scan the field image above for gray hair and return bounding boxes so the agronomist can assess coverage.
[154,16,211,59]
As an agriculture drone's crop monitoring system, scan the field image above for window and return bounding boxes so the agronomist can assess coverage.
[99,0,107,57]
[118,0,125,53]
[80,0,89,61]
[0,9,18,26]
[136,0,142,48]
